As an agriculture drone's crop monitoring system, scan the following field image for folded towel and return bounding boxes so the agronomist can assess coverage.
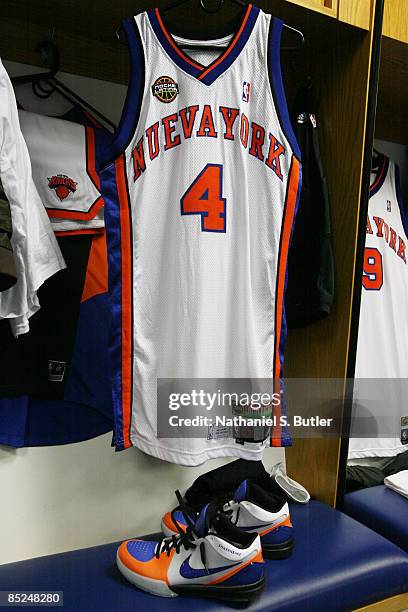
[384,470,408,500]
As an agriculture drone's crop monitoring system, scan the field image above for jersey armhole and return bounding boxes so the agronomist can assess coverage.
[267,18,301,161]
[100,17,145,169]
[394,162,408,238]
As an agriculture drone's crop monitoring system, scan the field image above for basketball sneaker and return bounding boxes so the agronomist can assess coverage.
[162,479,294,559]
[117,497,264,603]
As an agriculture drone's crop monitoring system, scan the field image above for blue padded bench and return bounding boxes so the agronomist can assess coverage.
[344,485,408,554]
[0,501,407,612]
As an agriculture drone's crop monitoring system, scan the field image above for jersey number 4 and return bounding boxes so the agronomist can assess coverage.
[363,247,383,290]
[181,164,227,232]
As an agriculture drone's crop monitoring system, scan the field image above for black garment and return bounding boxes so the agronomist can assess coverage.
[390,449,408,475]
[346,464,387,491]
[346,449,408,492]
[0,179,17,292]
[285,86,334,327]
[0,236,92,398]
[184,459,285,511]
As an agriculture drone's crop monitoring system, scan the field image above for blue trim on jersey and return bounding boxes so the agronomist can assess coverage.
[64,295,113,420]
[394,162,408,239]
[148,5,259,86]
[93,125,115,173]
[268,18,301,161]
[278,163,303,447]
[99,162,126,450]
[369,154,389,198]
[199,6,260,86]
[101,17,145,169]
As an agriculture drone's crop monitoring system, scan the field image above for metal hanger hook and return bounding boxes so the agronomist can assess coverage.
[35,40,60,74]
[200,0,224,14]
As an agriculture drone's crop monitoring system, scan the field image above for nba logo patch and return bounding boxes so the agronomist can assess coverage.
[387,200,392,212]
[242,81,251,102]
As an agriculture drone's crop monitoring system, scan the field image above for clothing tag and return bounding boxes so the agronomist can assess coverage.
[401,416,408,445]
[234,427,270,445]
[297,112,308,124]
[207,425,231,441]
[49,360,66,383]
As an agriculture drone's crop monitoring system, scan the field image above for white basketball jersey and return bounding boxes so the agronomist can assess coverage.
[100,6,301,465]
[18,110,105,234]
[349,155,408,459]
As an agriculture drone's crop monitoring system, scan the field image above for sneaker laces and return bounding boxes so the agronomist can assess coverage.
[156,490,201,559]
[177,494,238,525]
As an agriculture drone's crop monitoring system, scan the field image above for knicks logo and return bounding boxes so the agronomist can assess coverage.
[48,174,78,201]
[152,76,179,103]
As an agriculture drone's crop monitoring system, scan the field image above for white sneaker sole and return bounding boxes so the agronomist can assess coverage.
[117,550,265,604]
[116,551,178,598]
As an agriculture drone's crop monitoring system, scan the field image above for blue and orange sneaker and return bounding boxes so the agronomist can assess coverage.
[162,480,294,559]
[117,498,264,603]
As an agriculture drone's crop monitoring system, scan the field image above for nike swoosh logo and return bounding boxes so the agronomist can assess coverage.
[239,515,289,531]
[179,555,241,579]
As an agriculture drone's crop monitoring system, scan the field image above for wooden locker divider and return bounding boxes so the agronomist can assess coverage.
[375,36,408,144]
[268,3,378,505]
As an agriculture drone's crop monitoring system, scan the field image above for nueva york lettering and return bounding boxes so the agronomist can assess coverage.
[367,214,406,263]
[131,104,287,182]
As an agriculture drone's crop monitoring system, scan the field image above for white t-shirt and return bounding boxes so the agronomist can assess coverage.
[0,59,65,336]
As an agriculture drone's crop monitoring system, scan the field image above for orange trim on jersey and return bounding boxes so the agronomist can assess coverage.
[208,549,264,585]
[272,157,301,447]
[83,110,103,129]
[115,155,133,449]
[198,4,252,81]
[47,196,104,220]
[155,8,203,70]
[86,126,102,191]
[54,228,105,237]
[81,232,109,303]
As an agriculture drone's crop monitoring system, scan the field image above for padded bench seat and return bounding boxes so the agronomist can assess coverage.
[344,485,408,553]
[0,501,407,612]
